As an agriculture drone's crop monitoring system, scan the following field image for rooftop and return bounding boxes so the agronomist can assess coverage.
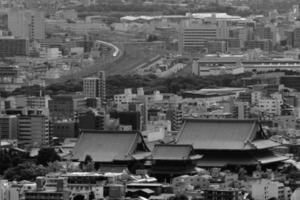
[176,119,280,150]
[72,130,149,162]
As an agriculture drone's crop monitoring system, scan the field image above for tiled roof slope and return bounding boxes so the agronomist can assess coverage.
[176,119,279,150]
[72,130,149,162]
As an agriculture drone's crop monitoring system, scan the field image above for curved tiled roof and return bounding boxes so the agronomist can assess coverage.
[176,119,279,150]
[72,130,149,162]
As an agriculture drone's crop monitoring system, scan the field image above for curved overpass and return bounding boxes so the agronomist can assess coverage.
[95,40,120,57]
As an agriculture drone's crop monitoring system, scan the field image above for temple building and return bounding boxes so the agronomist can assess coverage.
[72,130,150,172]
[176,119,288,169]
[149,144,202,181]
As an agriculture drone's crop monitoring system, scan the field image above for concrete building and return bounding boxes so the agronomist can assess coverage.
[83,71,106,104]
[203,188,240,200]
[0,115,18,139]
[233,101,250,119]
[258,94,283,116]
[8,9,45,41]
[53,120,77,142]
[0,38,29,57]
[206,40,227,54]
[78,109,105,131]
[25,177,69,200]
[245,39,273,52]
[166,104,183,131]
[179,23,229,54]
[0,180,9,200]
[251,179,292,200]
[49,95,86,120]
[293,27,300,48]
[18,115,50,147]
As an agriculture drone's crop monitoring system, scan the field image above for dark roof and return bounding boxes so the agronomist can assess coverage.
[151,144,195,160]
[176,119,279,150]
[72,130,149,162]
[196,150,287,167]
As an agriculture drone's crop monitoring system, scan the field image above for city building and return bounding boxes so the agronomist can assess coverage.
[18,115,50,147]
[179,23,229,54]
[203,188,240,200]
[245,39,273,52]
[251,179,292,200]
[232,101,250,119]
[78,109,105,131]
[8,9,45,41]
[48,95,86,120]
[83,71,106,104]
[0,65,23,92]
[166,105,183,131]
[0,115,18,139]
[280,76,300,91]
[258,93,283,116]
[24,177,70,200]
[0,38,29,57]
[53,120,78,142]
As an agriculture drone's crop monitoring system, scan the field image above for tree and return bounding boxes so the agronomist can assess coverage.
[46,161,63,173]
[81,155,95,172]
[4,162,48,181]
[0,149,27,175]
[36,148,61,166]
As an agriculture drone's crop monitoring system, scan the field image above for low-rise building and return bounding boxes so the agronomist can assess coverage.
[251,179,291,200]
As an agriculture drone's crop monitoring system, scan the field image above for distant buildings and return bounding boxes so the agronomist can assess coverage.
[179,23,229,54]
[251,179,292,200]
[0,38,29,57]
[48,95,86,120]
[8,9,45,41]
[203,188,240,200]
[24,177,69,200]
[0,115,18,140]
[83,71,106,105]
[18,115,50,148]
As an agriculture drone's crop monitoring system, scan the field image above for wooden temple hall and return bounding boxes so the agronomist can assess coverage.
[72,119,288,180]
[176,119,288,170]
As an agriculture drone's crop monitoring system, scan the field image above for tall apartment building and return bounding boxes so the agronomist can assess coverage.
[167,104,183,131]
[8,9,45,41]
[18,115,50,147]
[0,115,18,139]
[83,71,106,104]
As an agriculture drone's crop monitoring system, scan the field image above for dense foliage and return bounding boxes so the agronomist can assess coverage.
[3,162,48,181]
[1,73,252,98]
[1,147,61,181]
[36,148,61,166]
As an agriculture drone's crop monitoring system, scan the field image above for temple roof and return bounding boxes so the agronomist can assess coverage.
[151,144,201,161]
[72,130,149,162]
[176,119,280,150]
